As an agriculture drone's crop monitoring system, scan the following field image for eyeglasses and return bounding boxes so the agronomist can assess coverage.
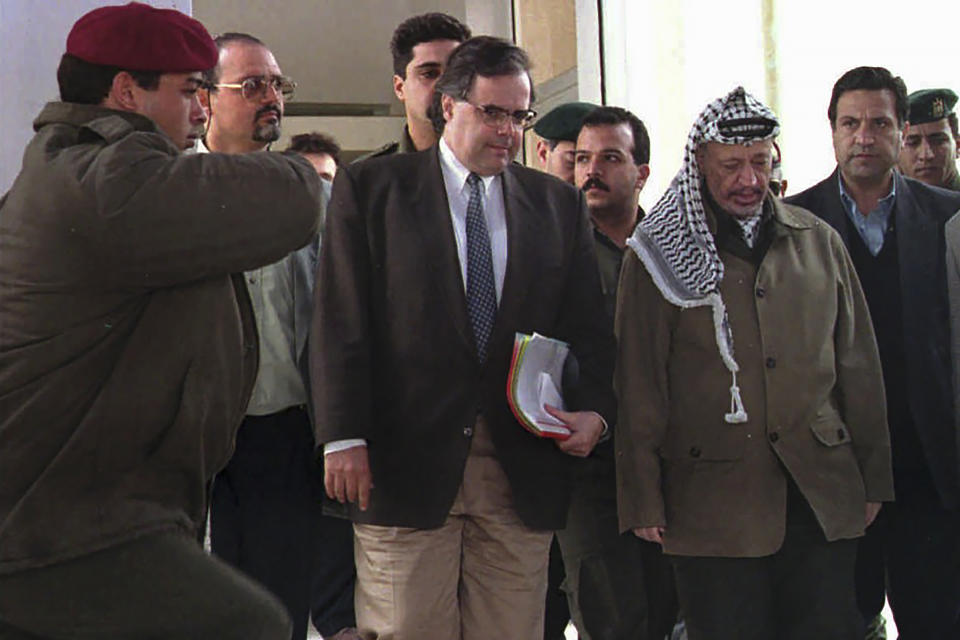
[215,75,296,101]
[465,101,537,129]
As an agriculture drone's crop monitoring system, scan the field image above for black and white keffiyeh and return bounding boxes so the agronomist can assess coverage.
[626,87,779,424]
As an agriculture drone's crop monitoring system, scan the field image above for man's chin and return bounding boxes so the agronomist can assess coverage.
[253,124,281,144]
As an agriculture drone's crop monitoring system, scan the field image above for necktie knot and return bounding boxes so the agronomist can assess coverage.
[467,172,482,192]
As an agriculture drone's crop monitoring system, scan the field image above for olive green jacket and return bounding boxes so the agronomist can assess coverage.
[615,197,894,557]
[0,103,321,572]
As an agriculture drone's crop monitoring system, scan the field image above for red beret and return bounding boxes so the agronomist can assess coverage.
[66,2,218,73]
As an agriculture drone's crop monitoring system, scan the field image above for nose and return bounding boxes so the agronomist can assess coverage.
[585,155,603,176]
[918,138,935,160]
[493,115,514,136]
[735,164,759,186]
[853,121,874,146]
[191,94,207,125]
[260,80,283,104]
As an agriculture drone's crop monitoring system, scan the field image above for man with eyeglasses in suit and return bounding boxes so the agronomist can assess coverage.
[198,32,357,640]
[312,36,615,640]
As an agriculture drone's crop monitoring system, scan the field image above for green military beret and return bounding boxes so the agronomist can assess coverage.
[532,102,598,142]
[907,88,958,125]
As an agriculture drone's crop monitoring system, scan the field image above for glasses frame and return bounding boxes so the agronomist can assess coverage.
[214,75,297,101]
[464,100,537,129]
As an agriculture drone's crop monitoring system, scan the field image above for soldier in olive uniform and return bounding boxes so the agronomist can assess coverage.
[355,12,470,162]
[899,88,960,192]
[533,102,598,184]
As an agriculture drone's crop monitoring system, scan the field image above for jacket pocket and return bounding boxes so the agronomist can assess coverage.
[810,409,851,447]
[661,426,746,461]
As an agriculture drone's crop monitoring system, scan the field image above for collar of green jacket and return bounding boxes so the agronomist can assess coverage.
[33,102,159,136]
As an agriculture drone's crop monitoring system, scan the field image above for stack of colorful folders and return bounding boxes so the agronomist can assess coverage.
[506,332,571,439]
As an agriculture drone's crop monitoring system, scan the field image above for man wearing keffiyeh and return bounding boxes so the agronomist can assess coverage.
[614,87,894,639]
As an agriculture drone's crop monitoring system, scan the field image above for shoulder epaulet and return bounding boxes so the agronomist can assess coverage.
[79,115,137,144]
[351,141,400,164]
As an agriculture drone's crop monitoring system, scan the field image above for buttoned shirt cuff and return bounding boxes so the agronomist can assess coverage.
[323,439,367,455]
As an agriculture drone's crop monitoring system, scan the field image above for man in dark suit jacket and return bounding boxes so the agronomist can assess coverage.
[310,37,614,640]
[787,66,960,638]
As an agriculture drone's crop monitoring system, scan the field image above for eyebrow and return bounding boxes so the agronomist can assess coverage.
[414,62,443,71]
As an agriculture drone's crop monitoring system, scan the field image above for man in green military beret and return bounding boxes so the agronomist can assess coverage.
[534,101,597,184]
[899,88,960,191]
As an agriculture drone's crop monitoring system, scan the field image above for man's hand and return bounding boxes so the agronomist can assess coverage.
[544,405,604,457]
[324,446,373,511]
[865,501,882,528]
[632,526,665,544]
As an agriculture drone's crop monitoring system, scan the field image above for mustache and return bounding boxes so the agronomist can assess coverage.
[255,105,282,121]
[581,177,610,192]
[730,187,766,198]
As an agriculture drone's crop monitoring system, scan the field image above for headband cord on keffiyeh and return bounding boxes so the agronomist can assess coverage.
[626,87,780,424]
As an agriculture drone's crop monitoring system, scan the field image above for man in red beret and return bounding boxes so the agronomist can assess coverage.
[0,3,323,638]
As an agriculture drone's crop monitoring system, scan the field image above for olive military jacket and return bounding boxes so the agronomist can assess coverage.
[0,103,321,572]
[614,197,894,557]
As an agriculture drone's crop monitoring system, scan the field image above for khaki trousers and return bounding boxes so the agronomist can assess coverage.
[354,418,552,640]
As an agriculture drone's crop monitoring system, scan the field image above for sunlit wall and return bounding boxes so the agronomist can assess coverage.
[602,0,960,207]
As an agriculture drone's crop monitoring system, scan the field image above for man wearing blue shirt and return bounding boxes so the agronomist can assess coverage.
[788,66,960,639]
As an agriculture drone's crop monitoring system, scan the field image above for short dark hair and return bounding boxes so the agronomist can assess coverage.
[202,32,267,86]
[580,106,650,165]
[390,13,471,78]
[57,53,161,105]
[427,36,534,135]
[949,113,959,139]
[285,132,342,165]
[828,66,908,129]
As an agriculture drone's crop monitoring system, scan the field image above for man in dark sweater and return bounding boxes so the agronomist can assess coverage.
[787,66,960,639]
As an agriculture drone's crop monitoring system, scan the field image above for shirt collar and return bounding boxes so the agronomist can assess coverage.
[837,170,896,215]
[438,137,498,195]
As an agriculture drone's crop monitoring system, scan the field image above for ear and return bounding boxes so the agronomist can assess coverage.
[441,93,456,123]
[106,71,139,111]
[393,75,405,101]
[636,163,651,192]
[535,139,550,167]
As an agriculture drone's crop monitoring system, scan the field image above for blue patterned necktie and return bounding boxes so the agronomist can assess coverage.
[465,172,497,362]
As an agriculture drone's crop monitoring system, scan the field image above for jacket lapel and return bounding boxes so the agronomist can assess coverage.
[820,168,852,246]
[492,166,543,348]
[895,173,940,335]
[408,148,475,350]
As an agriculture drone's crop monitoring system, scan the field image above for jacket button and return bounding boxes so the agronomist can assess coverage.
[756,287,766,298]
[463,426,474,437]
[689,446,701,458]
[768,432,779,443]
[837,428,846,440]
[765,357,777,368]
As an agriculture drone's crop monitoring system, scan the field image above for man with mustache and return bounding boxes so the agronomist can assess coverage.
[555,106,678,640]
[617,87,892,640]
[899,88,960,192]
[788,66,960,638]
[0,5,322,638]
[199,32,356,640]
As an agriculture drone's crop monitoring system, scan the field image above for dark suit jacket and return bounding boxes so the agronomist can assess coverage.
[310,146,615,530]
[787,169,960,508]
